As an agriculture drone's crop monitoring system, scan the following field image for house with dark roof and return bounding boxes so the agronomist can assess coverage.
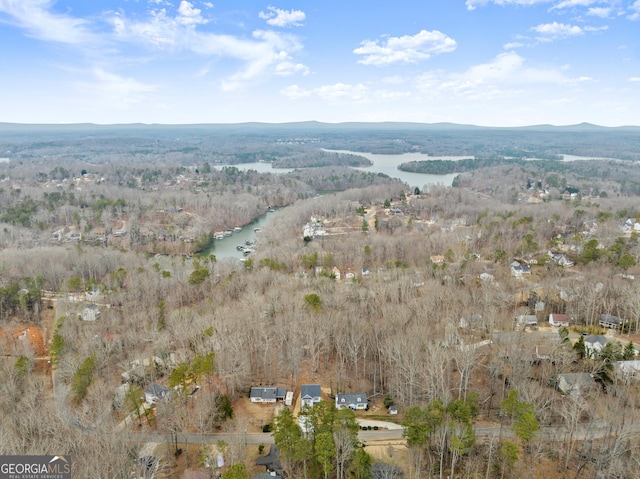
[145,384,169,404]
[511,261,531,278]
[255,445,283,476]
[300,384,322,408]
[599,314,626,329]
[335,393,368,410]
[250,386,286,403]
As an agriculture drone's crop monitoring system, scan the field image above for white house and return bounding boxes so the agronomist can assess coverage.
[250,387,286,404]
[599,314,626,329]
[300,384,322,408]
[335,393,368,410]
[549,313,570,327]
[331,267,341,280]
[584,335,608,358]
[299,384,322,433]
[511,261,531,278]
[81,303,100,321]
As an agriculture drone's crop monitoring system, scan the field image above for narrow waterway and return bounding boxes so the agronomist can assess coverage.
[201,211,276,260]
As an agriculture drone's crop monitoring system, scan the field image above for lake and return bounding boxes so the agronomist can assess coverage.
[214,150,462,189]
[324,149,465,189]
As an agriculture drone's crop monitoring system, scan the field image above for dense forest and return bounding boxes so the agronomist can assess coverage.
[2,122,640,164]
[2,123,640,479]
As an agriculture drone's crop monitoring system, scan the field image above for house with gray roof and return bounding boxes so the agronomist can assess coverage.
[145,384,169,404]
[250,386,286,403]
[300,384,322,408]
[584,335,608,358]
[255,445,283,476]
[599,314,626,329]
[335,393,368,410]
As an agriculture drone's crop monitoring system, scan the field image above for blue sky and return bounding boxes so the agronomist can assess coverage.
[0,0,638,126]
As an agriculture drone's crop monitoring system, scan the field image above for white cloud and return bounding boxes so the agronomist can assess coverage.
[583,25,608,32]
[274,60,309,76]
[0,0,308,92]
[629,77,640,82]
[531,22,583,41]
[79,68,158,107]
[629,0,640,20]
[413,51,581,101]
[203,2,214,8]
[280,84,311,99]
[0,0,97,45]
[465,0,614,12]
[503,41,524,49]
[374,90,412,101]
[177,0,207,25]
[315,83,368,101]
[280,83,369,102]
[258,6,305,27]
[354,30,456,66]
[111,8,307,88]
[551,0,598,9]
[586,7,612,17]
[466,0,550,11]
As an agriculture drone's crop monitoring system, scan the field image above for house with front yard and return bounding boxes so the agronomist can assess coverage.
[300,384,322,408]
[335,393,368,410]
[511,261,531,278]
[250,386,286,403]
[556,373,598,397]
[599,314,626,329]
[549,313,570,327]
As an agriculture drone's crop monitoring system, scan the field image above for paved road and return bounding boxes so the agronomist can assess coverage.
[127,429,405,446]
[124,420,626,448]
